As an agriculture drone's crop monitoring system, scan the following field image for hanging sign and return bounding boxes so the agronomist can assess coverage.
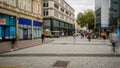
[0,19,6,25]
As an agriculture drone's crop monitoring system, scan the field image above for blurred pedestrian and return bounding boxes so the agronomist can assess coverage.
[41,33,45,43]
[10,37,16,51]
[109,28,119,53]
[73,32,76,43]
[101,30,107,44]
[81,32,84,39]
[87,33,91,42]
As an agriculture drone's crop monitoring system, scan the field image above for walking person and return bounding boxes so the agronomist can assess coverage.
[10,37,16,51]
[73,32,76,43]
[81,32,84,39]
[87,33,91,42]
[109,28,119,53]
[41,33,45,43]
[101,30,107,44]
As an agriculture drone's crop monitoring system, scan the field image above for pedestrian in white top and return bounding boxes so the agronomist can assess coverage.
[109,28,119,53]
[73,32,76,43]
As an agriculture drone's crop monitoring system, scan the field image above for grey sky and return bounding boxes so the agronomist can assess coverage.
[65,0,95,18]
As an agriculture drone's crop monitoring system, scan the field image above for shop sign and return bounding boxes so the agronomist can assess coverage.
[0,19,6,25]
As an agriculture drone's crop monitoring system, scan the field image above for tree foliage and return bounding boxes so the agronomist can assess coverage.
[76,9,95,30]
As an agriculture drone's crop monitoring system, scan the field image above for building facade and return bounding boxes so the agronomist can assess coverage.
[0,0,44,53]
[43,0,75,36]
[95,0,109,29]
[109,0,120,27]
[95,0,120,29]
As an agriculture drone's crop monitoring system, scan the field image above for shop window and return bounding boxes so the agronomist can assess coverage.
[33,21,42,39]
[0,26,16,41]
[0,26,2,41]
[33,26,41,39]
[18,28,23,39]
[0,14,16,42]
[18,24,32,40]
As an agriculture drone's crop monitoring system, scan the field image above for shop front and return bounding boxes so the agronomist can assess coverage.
[18,18,32,40]
[0,13,16,41]
[33,21,42,39]
[52,20,60,37]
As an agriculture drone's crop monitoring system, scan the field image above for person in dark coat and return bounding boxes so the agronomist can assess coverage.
[87,33,91,42]
[10,37,16,51]
[41,33,45,43]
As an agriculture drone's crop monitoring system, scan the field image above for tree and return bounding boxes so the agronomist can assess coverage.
[76,9,95,30]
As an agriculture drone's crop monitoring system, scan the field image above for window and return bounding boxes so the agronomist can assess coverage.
[66,11,68,15]
[3,0,8,4]
[113,4,118,11]
[43,1,48,7]
[23,0,27,10]
[43,10,48,16]
[54,11,59,17]
[18,0,23,9]
[61,8,64,12]
[36,5,39,14]
[28,0,31,12]
[10,0,15,6]
[113,0,118,3]
[38,6,41,14]
[54,3,59,9]
[113,12,118,18]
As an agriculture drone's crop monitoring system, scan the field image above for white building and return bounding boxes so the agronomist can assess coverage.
[43,0,75,36]
[95,0,110,28]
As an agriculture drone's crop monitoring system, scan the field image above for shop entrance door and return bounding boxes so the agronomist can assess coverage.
[23,29,28,40]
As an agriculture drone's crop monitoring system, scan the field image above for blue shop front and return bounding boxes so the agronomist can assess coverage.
[0,13,16,41]
[18,18,42,40]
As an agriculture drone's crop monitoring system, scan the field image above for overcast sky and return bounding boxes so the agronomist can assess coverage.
[65,0,95,18]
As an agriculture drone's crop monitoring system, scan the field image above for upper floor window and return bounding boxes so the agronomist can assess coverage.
[28,0,31,12]
[113,12,118,18]
[23,0,27,10]
[10,0,15,6]
[18,0,23,9]
[113,0,118,3]
[54,3,59,9]
[54,11,59,17]
[36,5,39,14]
[43,10,48,16]
[61,8,64,12]
[3,0,8,4]
[66,11,68,15]
[43,1,48,7]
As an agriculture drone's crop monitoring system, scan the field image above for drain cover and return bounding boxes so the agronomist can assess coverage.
[53,61,69,67]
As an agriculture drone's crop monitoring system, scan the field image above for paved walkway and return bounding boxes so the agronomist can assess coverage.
[0,37,120,68]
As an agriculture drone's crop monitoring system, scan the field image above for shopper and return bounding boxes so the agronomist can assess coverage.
[109,28,119,53]
[41,33,45,43]
[10,37,16,51]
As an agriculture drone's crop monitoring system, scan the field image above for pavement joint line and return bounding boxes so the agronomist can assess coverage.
[1,54,120,57]
[49,43,110,45]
